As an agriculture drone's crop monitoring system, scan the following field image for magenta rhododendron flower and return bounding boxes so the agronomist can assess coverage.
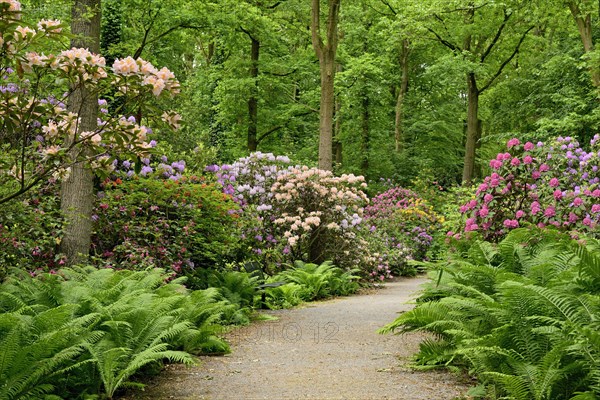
[503,219,519,228]
[549,178,560,187]
[573,197,583,206]
[515,210,524,219]
[524,142,535,151]
[511,157,521,167]
[554,190,563,200]
[507,138,520,148]
[544,206,556,218]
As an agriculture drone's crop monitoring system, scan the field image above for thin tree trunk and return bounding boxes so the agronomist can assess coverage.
[60,0,101,265]
[247,37,260,152]
[395,38,409,152]
[311,0,341,171]
[333,79,342,166]
[361,94,370,178]
[462,72,479,185]
[567,2,600,89]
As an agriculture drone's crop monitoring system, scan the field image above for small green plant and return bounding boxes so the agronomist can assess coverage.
[275,261,360,301]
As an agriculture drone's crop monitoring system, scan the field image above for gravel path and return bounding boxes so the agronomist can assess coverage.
[129,276,470,399]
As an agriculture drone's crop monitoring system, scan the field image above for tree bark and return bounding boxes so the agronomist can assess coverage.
[311,0,341,171]
[462,72,479,185]
[247,36,260,152]
[333,76,342,166]
[567,1,600,89]
[360,94,370,178]
[60,0,101,265]
[394,38,409,152]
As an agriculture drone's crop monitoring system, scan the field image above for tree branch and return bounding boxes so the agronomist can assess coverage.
[480,9,512,63]
[479,25,534,93]
[257,111,312,144]
[427,27,458,51]
[379,0,397,16]
[311,0,324,58]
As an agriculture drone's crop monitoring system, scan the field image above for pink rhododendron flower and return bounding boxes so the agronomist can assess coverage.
[544,206,556,218]
[503,219,519,228]
[523,155,533,164]
[549,178,559,187]
[592,204,600,213]
[484,193,494,203]
[553,190,563,200]
[479,207,489,217]
[573,197,583,206]
[515,210,524,219]
[524,142,534,151]
[507,138,520,148]
[511,157,521,167]
[539,164,550,172]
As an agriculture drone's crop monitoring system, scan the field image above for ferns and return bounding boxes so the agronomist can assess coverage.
[274,260,360,301]
[0,266,236,399]
[380,229,600,399]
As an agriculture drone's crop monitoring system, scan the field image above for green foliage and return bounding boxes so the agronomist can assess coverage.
[0,267,238,398]
[380,228,600,399]
[274,261,360,302]
[0,185,64,280]
[92,176,239,277]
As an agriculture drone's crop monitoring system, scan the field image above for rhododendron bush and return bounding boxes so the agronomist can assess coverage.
[209,153,375,273]
[92,171,239,280]
[0,0,180,203]
[456,135,600,240]
[365,187,442,265]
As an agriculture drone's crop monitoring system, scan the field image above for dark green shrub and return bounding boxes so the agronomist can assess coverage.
[92,176,239,280]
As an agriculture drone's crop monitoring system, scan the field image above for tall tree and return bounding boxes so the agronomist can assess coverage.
[421,1,534,184]
[311,0,341,171]
[60,0,101,264]
[565,0,600,90]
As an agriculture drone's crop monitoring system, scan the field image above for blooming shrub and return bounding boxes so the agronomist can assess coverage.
[210,154,373,273]
[92,176,239,279]
[365,186,443,262]
[269,167,369,269]
[0,1,180,204]
[456,136,600,240]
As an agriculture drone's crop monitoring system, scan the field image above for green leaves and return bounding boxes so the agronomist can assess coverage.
[381,229,600,399]
[0,266,239,398]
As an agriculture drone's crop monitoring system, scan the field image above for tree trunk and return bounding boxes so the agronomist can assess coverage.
[395,38,409,152]
[462,72,479,185]
[60,0,101,265]
[311,0,341,171]
[567,1,600,89]
[333,80,342,166]
[247,37,260,152]
[360,94,370,178]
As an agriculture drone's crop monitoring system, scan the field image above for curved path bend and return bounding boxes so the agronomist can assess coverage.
[131,276,469,400]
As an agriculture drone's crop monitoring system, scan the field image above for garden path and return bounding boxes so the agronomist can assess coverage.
[128,276,470,399]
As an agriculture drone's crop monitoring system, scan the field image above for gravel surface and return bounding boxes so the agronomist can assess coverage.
[125,276,471,399]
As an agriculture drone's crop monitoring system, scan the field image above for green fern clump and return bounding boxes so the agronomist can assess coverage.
[0,266,237,399]
[380,228,600,399]
[274,260,360,301]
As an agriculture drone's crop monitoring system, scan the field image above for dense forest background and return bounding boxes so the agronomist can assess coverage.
[19,0,600,186]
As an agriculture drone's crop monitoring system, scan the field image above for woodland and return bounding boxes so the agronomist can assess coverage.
[2,0,600,399]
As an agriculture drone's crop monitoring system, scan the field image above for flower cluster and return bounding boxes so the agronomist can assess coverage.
[456,136,600,240]
[210,154,373,273]
[0,2,181,202]
[208,152,291,206]
[365,186,442,261]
